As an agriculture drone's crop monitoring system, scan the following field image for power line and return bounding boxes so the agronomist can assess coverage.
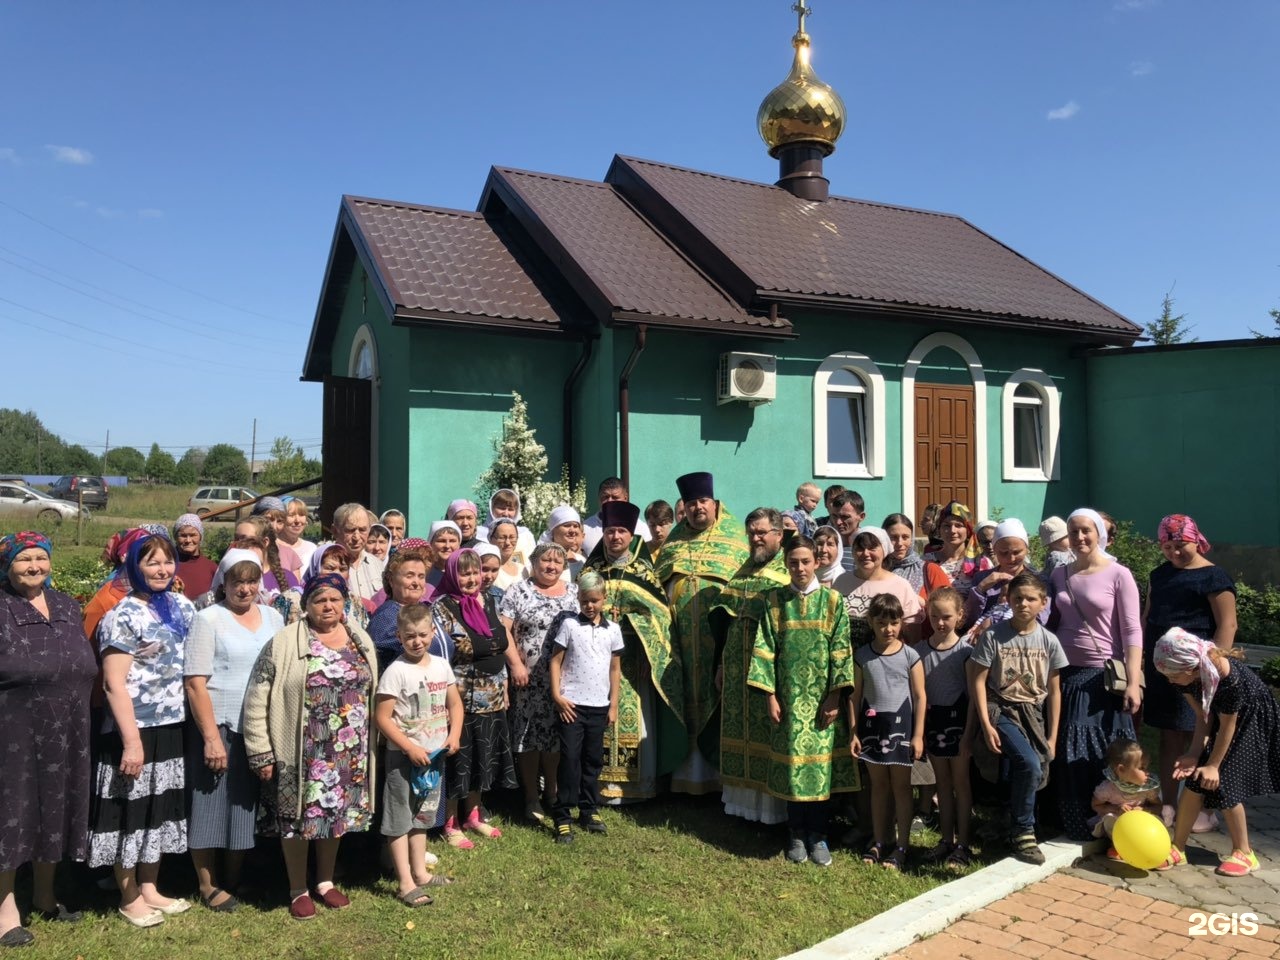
[0,197,291,324]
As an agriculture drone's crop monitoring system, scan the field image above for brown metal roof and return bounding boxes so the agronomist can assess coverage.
[343,196,563,327]
[487,167,789,335]
[611,156,1140,341]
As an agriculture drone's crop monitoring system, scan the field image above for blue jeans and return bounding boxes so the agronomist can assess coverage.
[996,715,1042,834]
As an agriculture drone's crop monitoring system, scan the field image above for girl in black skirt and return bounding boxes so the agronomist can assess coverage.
[1154,627,1280,876]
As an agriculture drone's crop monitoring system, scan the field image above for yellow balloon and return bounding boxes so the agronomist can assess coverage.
[1112,810,1172,870]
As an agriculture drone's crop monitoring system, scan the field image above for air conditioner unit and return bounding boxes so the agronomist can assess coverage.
[717,351,777,406]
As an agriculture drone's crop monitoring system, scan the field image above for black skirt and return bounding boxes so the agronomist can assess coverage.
[88,723,188,868]
[448,710,517,797]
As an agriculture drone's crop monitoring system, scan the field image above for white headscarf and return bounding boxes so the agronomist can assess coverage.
[857,525,891,556]
[814,525,844,585]
[210,548,263,597]
[486,488,523,526]
[429,520,462,540]
[992,518,1029,547]
[1068,507,1113,559]
[538,505,582,545]
[473,542,501,561]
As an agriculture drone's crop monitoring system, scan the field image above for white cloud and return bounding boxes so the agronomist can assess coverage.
[46,144,94,165]
[1114,0,1158,10]
[137,208,165,220]
[0,148,18,165]
[1047,100,1081,121]
[95,206,122,219]
[1130,60,1154,77]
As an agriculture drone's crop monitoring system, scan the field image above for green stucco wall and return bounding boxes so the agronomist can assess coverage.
[1087,342,1280,547]
[615,315,1088,531]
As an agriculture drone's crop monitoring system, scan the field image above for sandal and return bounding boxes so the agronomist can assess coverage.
[1217,849,1260,877]
[32,902,82,923]
[417,873,455,887]
[199,888,238,913]
[464,807,502,838]
[443,816,475,850]
[398,886,434,908]
[1154,846,1185,871]
[882,846,908,871]
[862,840,885,865]
[944,843,973,871]
[924,840,954,863]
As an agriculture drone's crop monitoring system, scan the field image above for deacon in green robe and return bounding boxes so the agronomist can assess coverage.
[583,500,685,800]
[710,507,791,823]
[655,471,749,794]
[747,572,857,806]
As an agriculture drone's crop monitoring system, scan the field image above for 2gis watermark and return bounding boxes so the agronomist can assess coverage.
[1188,912,1260,936]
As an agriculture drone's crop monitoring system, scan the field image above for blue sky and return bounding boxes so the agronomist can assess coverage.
[2,0,1276,463]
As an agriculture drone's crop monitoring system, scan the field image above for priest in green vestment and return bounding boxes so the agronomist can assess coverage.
[710,507,791,823]
[748,535,857,865]
[655,471,749,794]
[583,499,684,801]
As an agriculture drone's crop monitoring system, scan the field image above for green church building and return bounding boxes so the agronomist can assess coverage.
[302,8,1279,556]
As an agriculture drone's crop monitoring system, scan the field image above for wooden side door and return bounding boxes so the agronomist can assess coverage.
[321,375,372,532]
[914,384,975,522]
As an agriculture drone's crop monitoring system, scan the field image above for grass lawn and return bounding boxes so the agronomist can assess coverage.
[14,794,984,960]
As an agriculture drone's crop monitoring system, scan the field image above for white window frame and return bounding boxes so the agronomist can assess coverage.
[813,352,886,478]
[1001,369,1060,482]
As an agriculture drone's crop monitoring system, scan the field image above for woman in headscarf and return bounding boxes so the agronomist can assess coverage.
[499,543,578,822]
[173,514,216,601]
[477,488,536,562]
[486,518,525,591]
[89,534,196,927]
[242,572,378,919]
[1144,514,1237,827]
[1048,508,1143,840]
[446,499,482,550]
[304,542,369,631]
[0,533,98,947]
[379,509,407,549]
[430,549,517,846]
[963,519,1045,635]
[883,513,950,603]
[834,526,925,648]
[923,502,991,602]
[365,545,430,672]
[812,525,844,589]
[183,550,283,912]
[534,506,585,584]
[365,523,392,562]
[422,521,462,603]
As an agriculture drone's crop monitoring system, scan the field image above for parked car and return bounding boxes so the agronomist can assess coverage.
[48,475,109,510]
[0,481,89,523]
[187,486,260,522]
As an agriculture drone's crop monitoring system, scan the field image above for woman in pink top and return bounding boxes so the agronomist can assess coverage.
[1049,508,1143,840]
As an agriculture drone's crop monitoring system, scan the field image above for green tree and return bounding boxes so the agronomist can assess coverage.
[260,436,309,486]
[175,447,206,485]
[103,446,146,479]
[1249,305,1280,339]
[144,443,178,484]
[202,444,250,484]
[1145,289,1196,345]
[475,393,548,505]
[60,444,102,474]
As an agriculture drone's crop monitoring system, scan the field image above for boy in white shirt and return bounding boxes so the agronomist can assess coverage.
[549,571,623,844]
[375,604,463,905]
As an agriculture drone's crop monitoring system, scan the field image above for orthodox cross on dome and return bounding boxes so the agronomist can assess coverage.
[792,0,811,36]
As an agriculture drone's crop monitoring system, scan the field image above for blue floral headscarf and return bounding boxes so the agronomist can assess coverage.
[0,531,53,587]
[124,535,183,633]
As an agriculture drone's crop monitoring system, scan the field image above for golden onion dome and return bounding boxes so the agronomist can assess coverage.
[757,30,846,157]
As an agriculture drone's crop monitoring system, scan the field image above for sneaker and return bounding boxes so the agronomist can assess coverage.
[808,837,833,868]
[1217,849,1260,877]
[785,832,808,864]
[1012,833,1045,865]
[1154,846,1185,871]
[580,812,607,834]
[554,824,574,845]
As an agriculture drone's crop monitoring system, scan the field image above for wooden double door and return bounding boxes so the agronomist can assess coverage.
[914,383,975,523]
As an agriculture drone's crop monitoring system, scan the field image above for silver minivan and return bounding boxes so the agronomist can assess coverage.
[186,486,260,522]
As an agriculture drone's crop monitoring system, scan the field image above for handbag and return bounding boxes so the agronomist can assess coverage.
[1064,571,1144,695]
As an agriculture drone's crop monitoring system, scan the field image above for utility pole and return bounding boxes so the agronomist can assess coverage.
[250,418,257,483]
[103,430,110,473]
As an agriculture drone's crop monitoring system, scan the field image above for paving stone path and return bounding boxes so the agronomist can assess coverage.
[886,794,1280,959]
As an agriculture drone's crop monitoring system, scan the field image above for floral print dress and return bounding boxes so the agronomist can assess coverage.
[499,579,578,753]
[280,634,373,839]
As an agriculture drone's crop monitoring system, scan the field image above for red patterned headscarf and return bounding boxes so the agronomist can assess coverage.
[1158,514,1211,555]
[939,501,982,560]
[0,531,52,586]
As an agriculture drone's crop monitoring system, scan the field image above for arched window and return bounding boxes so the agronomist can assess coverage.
[813,353,886,478]
[1001,369,1060,481]
[349,326,377,381]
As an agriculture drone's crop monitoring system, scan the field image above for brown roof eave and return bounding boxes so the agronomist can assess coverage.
[609,309,795,340]
[391,309,566,339]
[760,293,1141,346]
